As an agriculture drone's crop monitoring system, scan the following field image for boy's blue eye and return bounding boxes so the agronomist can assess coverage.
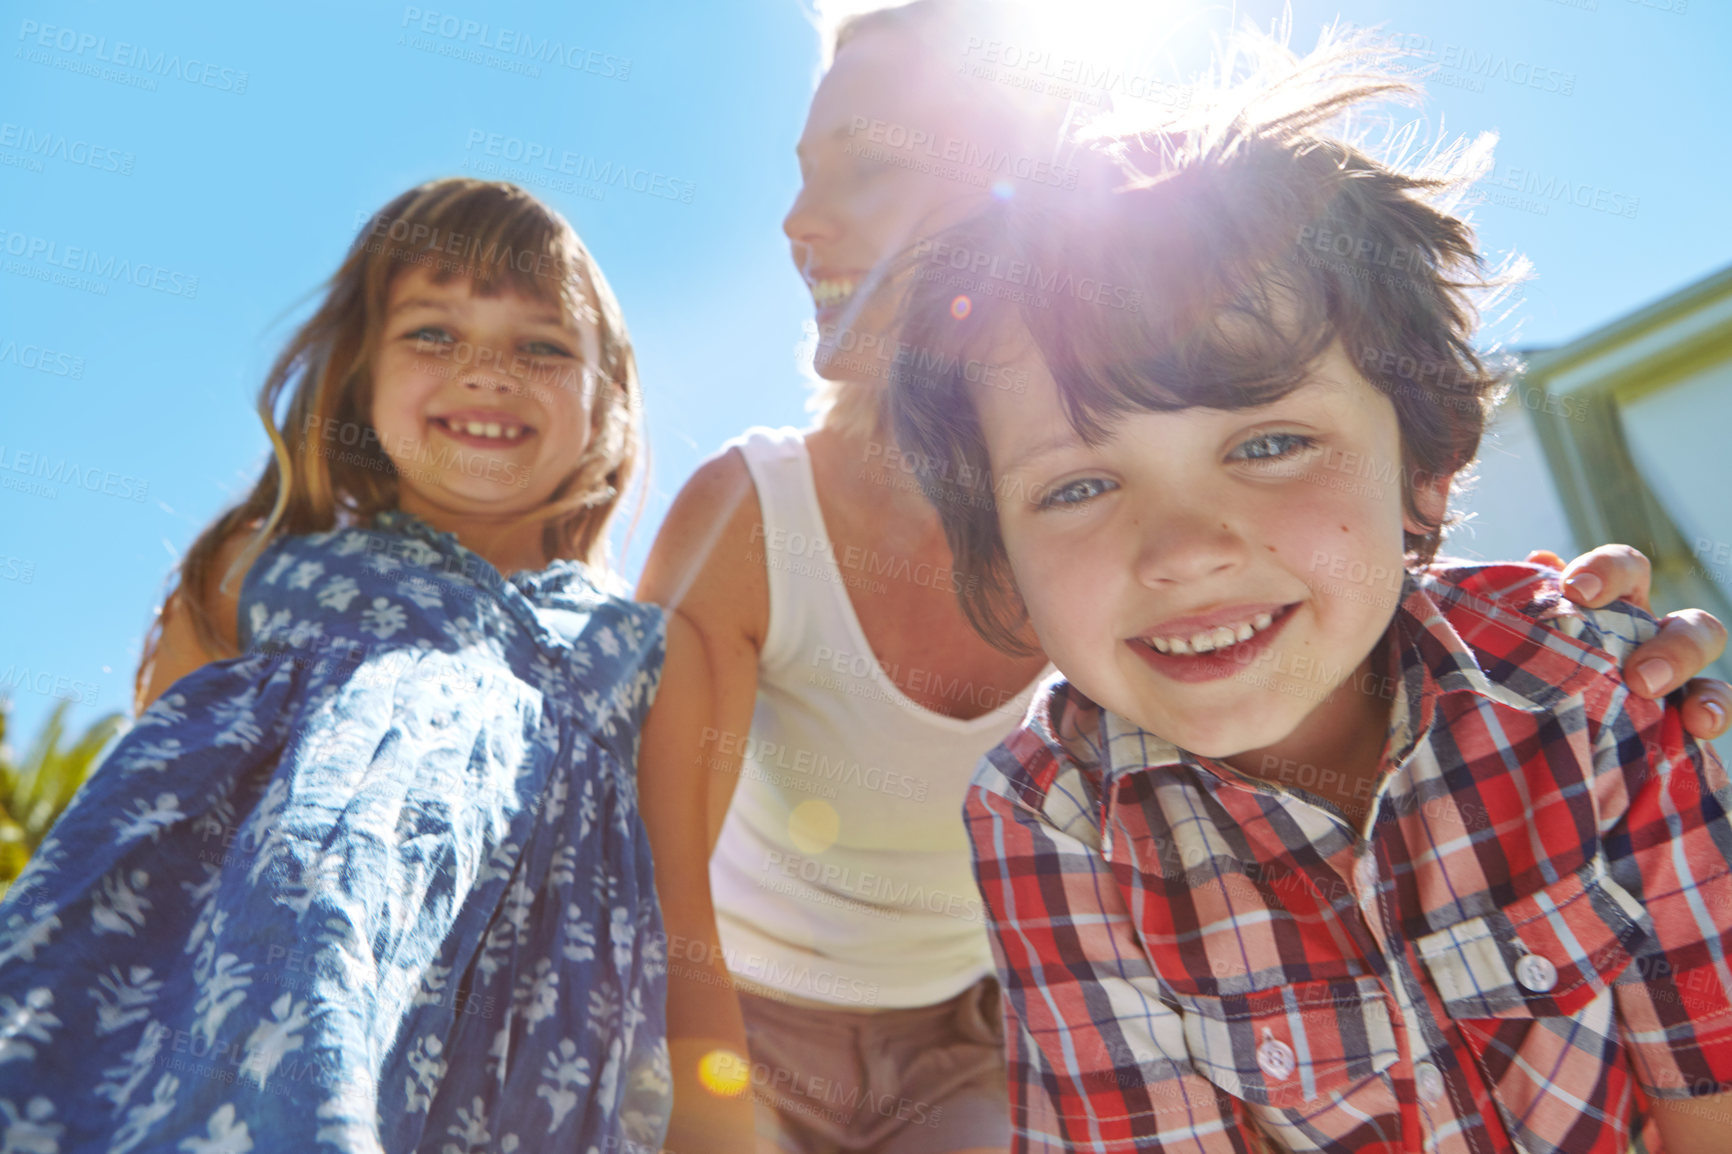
[1232,432,1315,461]
[407,326,452,345]
[1039,477,1118,508]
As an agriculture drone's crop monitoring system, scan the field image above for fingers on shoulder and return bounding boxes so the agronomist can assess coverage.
[1667,607,1731,662]
[1680,677,1732,741]
[1647,607,1730,696]
[1561,543,1651,609]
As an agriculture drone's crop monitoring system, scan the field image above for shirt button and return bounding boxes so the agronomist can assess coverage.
[1257,1033,1296,1081]
[1415,1061,1445,1103]
[1515,953,1558,993]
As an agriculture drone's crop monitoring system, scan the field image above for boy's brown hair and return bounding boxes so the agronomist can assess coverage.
[888,27,1522,653]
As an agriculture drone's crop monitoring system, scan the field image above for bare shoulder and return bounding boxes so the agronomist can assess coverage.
[137,525,260,710]
[635,447,768,651]
[207,526,264,645]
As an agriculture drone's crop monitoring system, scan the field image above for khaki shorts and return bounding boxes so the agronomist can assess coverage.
[738,977,1009,1154]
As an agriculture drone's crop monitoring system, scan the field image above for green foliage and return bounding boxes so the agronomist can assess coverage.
[0,697,127,900]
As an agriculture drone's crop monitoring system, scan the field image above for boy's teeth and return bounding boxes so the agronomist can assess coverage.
[1144,609,1283,655]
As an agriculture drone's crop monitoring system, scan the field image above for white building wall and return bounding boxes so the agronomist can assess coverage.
[1442,399,1579,564]
[1620,360,1732,602]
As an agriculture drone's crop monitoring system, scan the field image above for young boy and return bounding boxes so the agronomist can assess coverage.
[884,33,1732,1154]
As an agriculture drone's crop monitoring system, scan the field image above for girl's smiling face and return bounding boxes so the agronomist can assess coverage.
[977,335,1445,768]
[369,264,602,526]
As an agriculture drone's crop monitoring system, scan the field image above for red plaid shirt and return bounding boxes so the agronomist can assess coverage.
[969,563,1732,1153]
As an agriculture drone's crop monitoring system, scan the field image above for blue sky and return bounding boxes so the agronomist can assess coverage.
[3,0,1728,745]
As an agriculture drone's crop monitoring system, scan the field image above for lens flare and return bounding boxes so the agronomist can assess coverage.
[698,1048,751,1098]
[951,295,973,319]
[789,799,840,854]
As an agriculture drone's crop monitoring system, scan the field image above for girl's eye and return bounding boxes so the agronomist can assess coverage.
[1230,432,1316,462]
[1038,477,1118,509]
[406,325,452,346]
[524,340,573,358]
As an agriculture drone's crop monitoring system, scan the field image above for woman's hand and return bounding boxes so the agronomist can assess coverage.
[1532,545,1729,740]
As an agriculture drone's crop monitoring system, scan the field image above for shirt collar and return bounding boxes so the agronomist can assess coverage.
[1027,567,1577,793]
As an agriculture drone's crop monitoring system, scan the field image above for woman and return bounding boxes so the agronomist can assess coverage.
[633,4,1732,1152]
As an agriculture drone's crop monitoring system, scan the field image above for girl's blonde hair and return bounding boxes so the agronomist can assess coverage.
[135,178,643,710]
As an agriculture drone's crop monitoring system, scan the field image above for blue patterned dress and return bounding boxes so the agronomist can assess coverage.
[0,510,671,1154]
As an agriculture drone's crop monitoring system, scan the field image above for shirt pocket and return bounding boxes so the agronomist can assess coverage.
[1171,975,1401,1110]
[1415,859,1652,1147]
[1415,860,1649,1021]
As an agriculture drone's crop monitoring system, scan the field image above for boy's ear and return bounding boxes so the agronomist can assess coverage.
[1403,471,1452,537]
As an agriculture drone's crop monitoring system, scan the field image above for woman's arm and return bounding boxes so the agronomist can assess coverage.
[636,449,771,850]
[1541,545,1729,739]
[638,609,759,1151]
[1650,1094,1732,1154]
[635,448,771,1152]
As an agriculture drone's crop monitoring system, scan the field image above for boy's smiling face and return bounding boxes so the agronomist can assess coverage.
[977,334,1443,767]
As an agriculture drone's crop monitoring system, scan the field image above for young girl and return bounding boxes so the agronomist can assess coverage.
[0,179,708,1153]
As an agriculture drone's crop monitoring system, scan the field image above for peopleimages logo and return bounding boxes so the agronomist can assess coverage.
[845,117,1079,190]
[0,122,134,175]
[463,131,695,204]
[399,8,630,80]
[0,229,198,298]
[912,238,1143,313]
[0,338,83,379]
[0,443,150,502]
[0,665,99,705]
[15,19,249,93]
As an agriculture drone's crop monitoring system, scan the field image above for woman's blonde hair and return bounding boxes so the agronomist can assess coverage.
[802,0,1084,442]
[134,178,643,710]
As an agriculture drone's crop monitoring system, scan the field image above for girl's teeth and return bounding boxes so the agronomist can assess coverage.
[450,419,524,441]
[1236,623,1255,642]
[1253,612,1273,630]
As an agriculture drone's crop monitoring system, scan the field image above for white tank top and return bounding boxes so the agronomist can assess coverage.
[708,427,1051,1009]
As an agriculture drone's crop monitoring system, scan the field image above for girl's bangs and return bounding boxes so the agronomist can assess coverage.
[362,182,594,328]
